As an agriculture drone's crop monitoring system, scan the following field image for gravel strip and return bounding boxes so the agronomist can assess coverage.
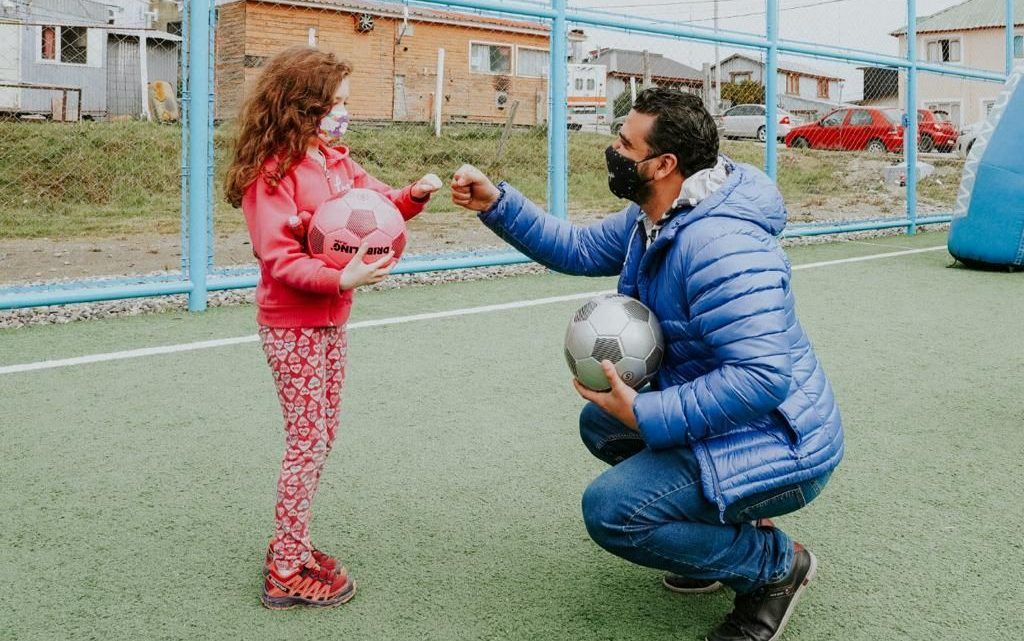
[0,224,949,330]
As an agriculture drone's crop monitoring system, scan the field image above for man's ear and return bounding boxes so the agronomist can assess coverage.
[654,153,679,181]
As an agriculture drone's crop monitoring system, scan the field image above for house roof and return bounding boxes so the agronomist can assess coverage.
[713,53,844,81]
[227,0,556,36]
[109,28,182,42]
[891,0,1024,35]
[586,48,702,81]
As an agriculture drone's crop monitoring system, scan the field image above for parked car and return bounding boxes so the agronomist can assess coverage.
[785,107,905,153]
[715,104,797,142]
[955,120,983,157]
[785,107,958,154]
[917,109,958,153]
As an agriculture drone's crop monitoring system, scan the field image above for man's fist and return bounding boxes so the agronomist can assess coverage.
[451,164,501,212]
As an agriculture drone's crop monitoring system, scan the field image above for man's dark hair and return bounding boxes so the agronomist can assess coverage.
[632,87,719,177]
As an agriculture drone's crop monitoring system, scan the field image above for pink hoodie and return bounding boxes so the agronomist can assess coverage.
[242,144,428,328]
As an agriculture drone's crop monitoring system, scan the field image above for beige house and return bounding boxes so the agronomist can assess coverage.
[215,0,582,126]
[892,0,1024,127]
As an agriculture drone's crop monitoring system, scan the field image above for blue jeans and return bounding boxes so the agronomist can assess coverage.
[579,403,831,594]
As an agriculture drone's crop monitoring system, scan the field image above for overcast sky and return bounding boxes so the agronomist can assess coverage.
[571,0,974,100]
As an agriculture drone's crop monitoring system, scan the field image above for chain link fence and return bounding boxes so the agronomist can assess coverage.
[0,0,1018,307]
[211,0,556,270]
[0,2,183,287]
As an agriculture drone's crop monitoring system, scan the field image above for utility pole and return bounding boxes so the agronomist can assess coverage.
[713,0,721,114]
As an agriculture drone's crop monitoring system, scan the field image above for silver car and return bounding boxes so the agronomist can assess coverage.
[716,104,797,142]
[955,120,983,157]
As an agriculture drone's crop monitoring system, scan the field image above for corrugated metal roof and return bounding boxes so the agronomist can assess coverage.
[892,0,1024,35]
[588,48,702,81]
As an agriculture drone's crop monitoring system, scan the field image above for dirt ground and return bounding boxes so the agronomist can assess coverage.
[0,159,957,286]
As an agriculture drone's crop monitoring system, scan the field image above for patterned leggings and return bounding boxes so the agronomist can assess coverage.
[259,326,348,574]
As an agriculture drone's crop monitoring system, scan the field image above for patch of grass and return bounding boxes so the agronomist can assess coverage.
[0,120,963,240]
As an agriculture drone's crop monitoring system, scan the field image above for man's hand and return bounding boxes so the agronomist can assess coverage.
[411,173,443,201]
[451,164,501,212]
[572,360,640,431]
[339,243,394,291]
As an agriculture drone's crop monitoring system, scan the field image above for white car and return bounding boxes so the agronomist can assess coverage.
[716,104,798,142]
[955,120,983,157]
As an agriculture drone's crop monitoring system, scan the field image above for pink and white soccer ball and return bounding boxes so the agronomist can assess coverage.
[307,189,407,270]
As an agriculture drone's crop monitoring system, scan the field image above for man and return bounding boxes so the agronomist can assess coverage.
[450,88,843,641]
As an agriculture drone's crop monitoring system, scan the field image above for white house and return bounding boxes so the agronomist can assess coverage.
[0,0,179,119]
[711,53,846,120]
[892,0,1024,126]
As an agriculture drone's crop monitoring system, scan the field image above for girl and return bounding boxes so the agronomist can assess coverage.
[225,46,441,610]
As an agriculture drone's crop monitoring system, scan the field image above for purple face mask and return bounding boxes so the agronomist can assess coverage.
[317,105,349,147]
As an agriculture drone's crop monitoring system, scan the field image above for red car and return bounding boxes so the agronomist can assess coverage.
[917,109,958,152]
[784,107,958,154]
[784,107,905,153]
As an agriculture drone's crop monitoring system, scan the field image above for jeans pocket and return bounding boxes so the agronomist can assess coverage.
[730,486,807,523]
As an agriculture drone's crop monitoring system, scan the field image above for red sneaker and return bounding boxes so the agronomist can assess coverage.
[261,559,355,610]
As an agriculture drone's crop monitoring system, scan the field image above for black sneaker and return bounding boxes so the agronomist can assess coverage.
[662,575,723,593]
[705,544,817,641]
[663,519,775,595]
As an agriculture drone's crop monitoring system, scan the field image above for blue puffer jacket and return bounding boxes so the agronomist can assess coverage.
[479,162,844,512]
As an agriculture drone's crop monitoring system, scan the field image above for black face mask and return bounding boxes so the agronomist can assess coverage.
[605,146,659,203]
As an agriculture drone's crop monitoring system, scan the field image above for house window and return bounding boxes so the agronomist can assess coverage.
[575,78,584,91]
[40,25,88,64]
[41,26,56,60]
[731,72,752,83]
[61,26,88,64]
[470,43,511,75]
[785,73,799,95]
[587,78,595,90]
[1015,35,1023,59]
[925,37,961,63]
[816,78,829,99]
[517,47,549,78]
[982,100,995,117]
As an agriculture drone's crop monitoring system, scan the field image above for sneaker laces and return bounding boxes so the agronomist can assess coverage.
[303,560,337,584]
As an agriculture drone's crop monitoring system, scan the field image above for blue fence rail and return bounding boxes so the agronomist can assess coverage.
[0,0,1014,312]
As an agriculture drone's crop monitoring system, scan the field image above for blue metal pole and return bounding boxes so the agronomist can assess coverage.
[764,0,779,180]
[1007,0,1016,76]
[187,0,211,311]
[781,215,952,239]
[905,0,918,236]
[0,281,194,311]
[548,0,568,219]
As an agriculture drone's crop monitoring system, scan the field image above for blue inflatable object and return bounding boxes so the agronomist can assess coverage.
[949,66,1024,268]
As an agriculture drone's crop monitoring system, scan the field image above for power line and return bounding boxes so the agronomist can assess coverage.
[585,0,851,18]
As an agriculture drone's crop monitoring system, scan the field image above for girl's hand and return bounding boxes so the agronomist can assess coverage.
[411,173,443,201]
[339,243,394,291]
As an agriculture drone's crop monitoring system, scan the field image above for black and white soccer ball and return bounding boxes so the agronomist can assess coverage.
[564,294,664,392]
